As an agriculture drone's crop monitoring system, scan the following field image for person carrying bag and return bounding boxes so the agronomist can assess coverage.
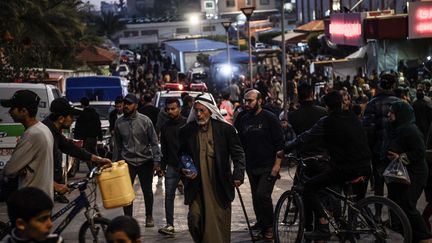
[387,101,432,243]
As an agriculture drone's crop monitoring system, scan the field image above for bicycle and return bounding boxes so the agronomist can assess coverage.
[0,166,111,243]
[273,154,412,243]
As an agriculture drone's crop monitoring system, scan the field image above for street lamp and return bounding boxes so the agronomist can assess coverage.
[188,13,202,37]
[241,7,255,88]
[281,1,288,119]
[222,21,232,81]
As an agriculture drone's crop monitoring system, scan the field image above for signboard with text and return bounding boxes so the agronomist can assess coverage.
[329,13,364,46]
[408,1,432,39]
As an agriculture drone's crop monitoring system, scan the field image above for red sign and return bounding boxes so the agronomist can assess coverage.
[409,1,432,38]
[329,13,364,46]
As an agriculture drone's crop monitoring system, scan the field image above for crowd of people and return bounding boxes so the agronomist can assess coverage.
[1,46,432,243]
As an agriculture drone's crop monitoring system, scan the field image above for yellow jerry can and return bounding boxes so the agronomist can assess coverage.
[97,161,135,209]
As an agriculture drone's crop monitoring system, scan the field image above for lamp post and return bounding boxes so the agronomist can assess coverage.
[241,7,255,88]
[222,21,232,81]
[281,1,287,119]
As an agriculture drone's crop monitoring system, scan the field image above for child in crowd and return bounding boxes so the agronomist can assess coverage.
[4,187,62,243]
[106,216,141,243]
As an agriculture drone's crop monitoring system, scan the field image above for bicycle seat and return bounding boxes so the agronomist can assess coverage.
[347,176,365,184]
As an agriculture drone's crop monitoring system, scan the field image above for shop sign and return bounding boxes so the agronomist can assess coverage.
[408,1,432,39]
[329,13,364,46]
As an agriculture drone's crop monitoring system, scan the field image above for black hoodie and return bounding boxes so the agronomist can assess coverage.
[160,115,187,170]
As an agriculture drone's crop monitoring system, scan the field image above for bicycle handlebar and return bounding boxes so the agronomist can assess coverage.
[66,165,108,190]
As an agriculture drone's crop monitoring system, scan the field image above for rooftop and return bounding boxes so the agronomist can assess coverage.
[164,39,232,52]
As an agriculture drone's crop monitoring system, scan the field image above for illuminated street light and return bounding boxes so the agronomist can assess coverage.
[241,7,255,88]
[188,13,202,36]
[222,21,232,81]
[188,13,201,26]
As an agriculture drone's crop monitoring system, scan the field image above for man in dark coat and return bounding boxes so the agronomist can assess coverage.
[363,74,400,206]
[179,93,245,243]
[235,89,284,240]
[280,91,372,241]
[138,94,159,127]
[109,96,124,134]
[74,97,102,170]
[43,98,111,203]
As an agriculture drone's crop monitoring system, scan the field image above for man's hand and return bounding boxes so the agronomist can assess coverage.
[271,164,281,177]
[387,151,399,161]
[276,150,285,159]
[54,182,69,195]
[154,165,164,177]
[181,168,197,179]
[91,155,112,165]
[233,180,242,188]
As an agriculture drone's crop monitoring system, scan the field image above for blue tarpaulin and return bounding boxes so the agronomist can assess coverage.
[209,49,256,64]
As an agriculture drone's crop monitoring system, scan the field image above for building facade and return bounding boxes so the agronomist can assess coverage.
[297,0,411,24]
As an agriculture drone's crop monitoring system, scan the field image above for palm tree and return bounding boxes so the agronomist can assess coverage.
[0,0,100,82]
[95,12,125,39]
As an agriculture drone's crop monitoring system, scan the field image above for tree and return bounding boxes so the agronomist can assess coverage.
[0,0,100,82]
[95,12,125,38]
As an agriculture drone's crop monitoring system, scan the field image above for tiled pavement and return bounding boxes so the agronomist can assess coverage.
[0,165,428,242]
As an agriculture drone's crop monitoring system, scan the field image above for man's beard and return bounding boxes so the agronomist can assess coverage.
[123,108,135,117]
[196,117,210,126]
[247,103,259,114]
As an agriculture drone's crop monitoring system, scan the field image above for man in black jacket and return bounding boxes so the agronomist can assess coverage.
[109,96,124,134]
[138,94,159,127]
[288,83,328,233]
[43,98,111,203]
[158,98,186,235]
[289,83,327,155]
[363,74,399,205]
[279,91,372,241]
[235,89,284,240]
[74,97,103,170]
[179,93,245,243]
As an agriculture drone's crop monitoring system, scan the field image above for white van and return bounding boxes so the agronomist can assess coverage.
[0,83,61,168]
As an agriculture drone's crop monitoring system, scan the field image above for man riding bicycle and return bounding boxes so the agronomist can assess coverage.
[277,91,372,241]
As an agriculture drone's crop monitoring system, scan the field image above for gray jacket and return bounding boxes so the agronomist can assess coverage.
[113,111,161,166]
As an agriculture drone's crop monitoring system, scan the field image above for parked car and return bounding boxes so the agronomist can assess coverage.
[255,42,266,49]
[117,64,130,77]
[120,49,135,63]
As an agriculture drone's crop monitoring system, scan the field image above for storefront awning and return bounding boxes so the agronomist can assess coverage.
[346,46,368,60]
[313,58,350,66]
[294,20,324,33]
[272,31,307,44]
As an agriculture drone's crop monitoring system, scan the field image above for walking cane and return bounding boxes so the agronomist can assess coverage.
[236,186,255,242]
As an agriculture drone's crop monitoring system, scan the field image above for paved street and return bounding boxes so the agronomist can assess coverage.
[0,164,291,242]
[0,164,428,242]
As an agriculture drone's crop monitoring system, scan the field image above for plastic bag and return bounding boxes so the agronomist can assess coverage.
[383,158,411,185]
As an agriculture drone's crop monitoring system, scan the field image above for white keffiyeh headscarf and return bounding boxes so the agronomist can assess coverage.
[187,93,227,124]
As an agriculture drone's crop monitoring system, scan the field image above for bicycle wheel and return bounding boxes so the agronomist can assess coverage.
[78,217,110,243]
[273,190,304,243]
[351,196,412,243]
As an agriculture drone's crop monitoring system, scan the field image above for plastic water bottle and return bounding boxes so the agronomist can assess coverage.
[181,155,197,177]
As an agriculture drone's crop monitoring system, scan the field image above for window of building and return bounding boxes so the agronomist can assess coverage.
[124,31,139,37]
[202,25,216,32]
[260,0,270,5]
[176,27,189,34]
[246,0,252,5]
[141,30,158,35]
[205,1,214,9]
[226,0,235,7]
